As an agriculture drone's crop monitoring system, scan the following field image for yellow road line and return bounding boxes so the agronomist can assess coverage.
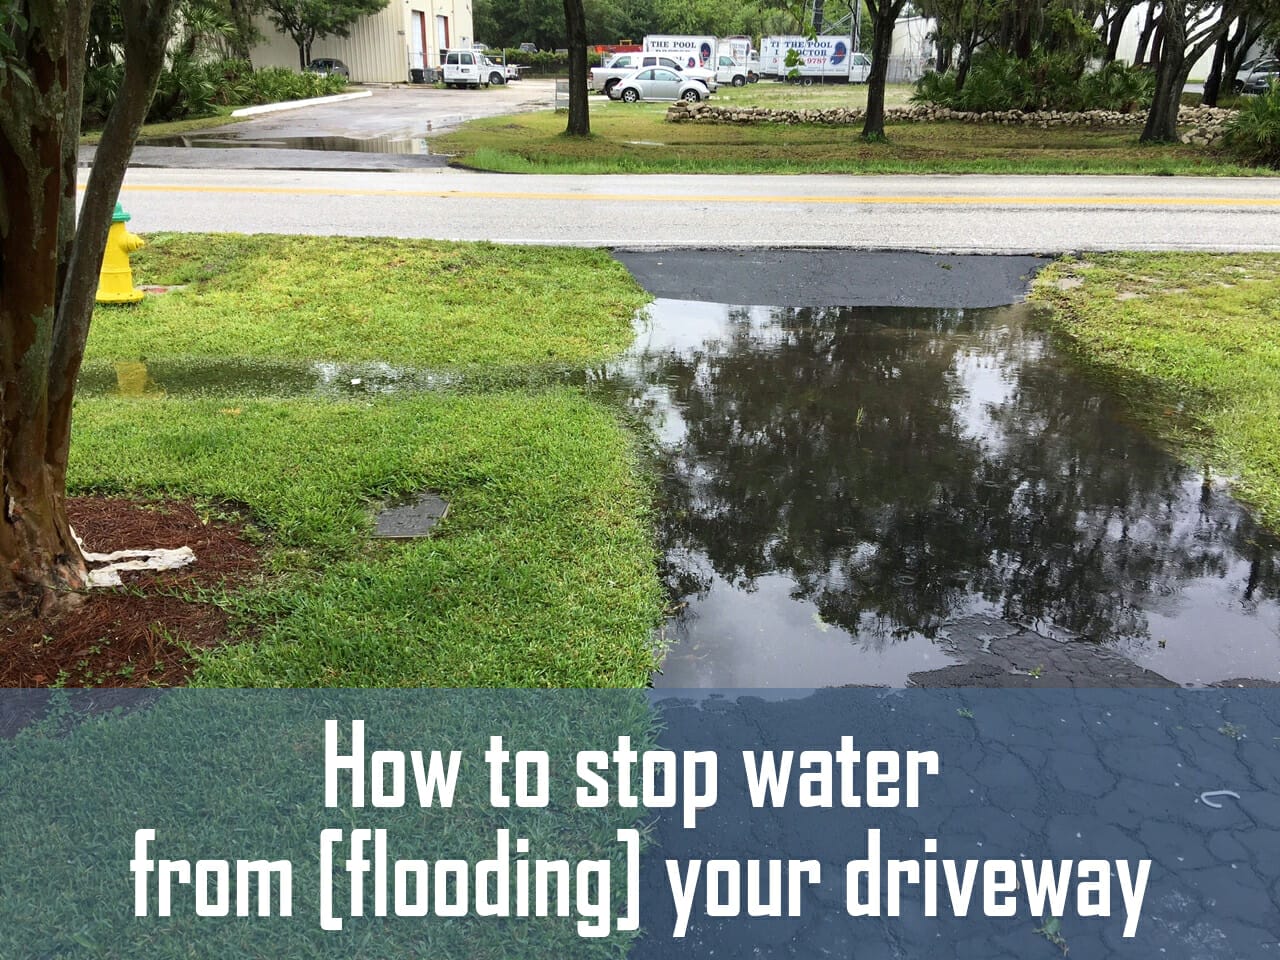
[86,183,1280,208]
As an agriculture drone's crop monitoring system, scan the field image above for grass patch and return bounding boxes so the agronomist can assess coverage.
[1032,253,1280,527]
[92,234,648,368]
[72,234,664,687]
[435,101,1261,175]
[81,108,246,145]
[70,391,663,686]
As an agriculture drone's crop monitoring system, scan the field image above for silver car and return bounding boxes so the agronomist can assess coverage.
[610,67,710,103]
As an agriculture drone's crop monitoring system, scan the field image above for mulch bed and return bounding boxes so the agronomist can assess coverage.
[0,497,264,689]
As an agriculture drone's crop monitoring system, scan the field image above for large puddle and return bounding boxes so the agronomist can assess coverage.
[631,298,1280,688]
[78,266,1280,689]
[138,134,436,154]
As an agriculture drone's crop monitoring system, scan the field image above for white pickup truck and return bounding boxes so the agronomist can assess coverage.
[589,53,717,96]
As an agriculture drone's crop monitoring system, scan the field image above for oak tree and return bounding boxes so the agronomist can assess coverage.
[0,0,175,611]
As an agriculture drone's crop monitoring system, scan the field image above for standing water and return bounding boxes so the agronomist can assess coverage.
[624,296,1280,688]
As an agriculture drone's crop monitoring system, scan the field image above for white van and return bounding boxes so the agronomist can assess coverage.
[442,50,506,88]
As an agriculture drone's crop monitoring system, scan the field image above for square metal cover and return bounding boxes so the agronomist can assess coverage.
[373,492,449,539]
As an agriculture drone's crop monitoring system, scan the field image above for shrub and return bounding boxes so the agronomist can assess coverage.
[491,49,601,76]
[147,55,217,122]
[81,60,346,130]
[82,63,124,127]
[1222,81,1280,167]
[1079,60,1154,113]
[913,51,1152,114]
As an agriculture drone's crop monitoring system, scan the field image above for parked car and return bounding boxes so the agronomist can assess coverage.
[1240,63,1280,95]
[1235,57,1278,92]
[590,52,717,95]
[306,58,350,78]
[519,42,538,53]
[609,67,710,103]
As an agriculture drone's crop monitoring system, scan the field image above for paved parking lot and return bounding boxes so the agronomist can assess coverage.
[82,81,562,171]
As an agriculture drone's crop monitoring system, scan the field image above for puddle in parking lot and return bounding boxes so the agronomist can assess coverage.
[138,134,434,154]
[625,297,1280,689]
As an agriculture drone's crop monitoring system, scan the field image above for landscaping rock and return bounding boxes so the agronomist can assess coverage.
[666,101,1239,135]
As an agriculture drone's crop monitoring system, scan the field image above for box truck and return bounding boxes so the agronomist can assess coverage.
[759,36,871,83]
[644,35,753,86]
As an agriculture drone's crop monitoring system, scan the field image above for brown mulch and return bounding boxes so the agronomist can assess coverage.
[0,497,264,688]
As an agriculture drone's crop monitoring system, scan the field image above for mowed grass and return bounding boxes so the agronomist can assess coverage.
[1033,253,1280,527]
[92,233,648,367]
[74,235,664,686]
[434,86,1259,176]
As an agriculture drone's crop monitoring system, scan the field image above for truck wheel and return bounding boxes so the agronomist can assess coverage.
[748,72,759,83]
[621,87,640,103]
[732,74,746,87]
[490,72,504,85]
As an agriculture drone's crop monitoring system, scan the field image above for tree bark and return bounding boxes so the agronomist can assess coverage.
[1141,2,1235,143]
[562,0,590,136]
[1134,2,1157,66]
[1201,29,1230,106]
[1,0,176,612]
[861,0,906,140]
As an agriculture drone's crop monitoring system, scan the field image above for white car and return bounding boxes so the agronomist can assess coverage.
[609,67,711,103]
[591,53,717,95]
[1235,57,1279,92]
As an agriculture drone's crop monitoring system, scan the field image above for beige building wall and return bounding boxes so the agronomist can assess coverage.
[252,0,475,83]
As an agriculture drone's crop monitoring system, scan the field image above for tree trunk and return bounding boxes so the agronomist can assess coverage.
[1104,2,1136,63]
[861,0,905,141]
[1141,3,1234,143]
[562,0,590,136]
[1201,31,1229,106]
[1134,2,1157,66]
[1,0,176,613]
[227,0,256,61]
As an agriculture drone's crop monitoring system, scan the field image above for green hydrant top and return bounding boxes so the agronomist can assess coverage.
[112,202,131,223]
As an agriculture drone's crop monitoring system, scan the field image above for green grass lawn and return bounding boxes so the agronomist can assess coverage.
[80,109,247,144]
[95,234,647,368]
[433,83,1261,176]
[1033,254,1280,528]
[74,235,664,686]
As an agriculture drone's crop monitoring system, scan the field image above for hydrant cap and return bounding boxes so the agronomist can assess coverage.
[112,202,131,223]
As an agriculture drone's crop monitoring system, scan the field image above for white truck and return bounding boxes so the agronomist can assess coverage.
[643,35,752,86]
[759,35,871,83]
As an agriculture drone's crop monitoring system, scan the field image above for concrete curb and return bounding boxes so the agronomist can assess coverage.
[231,89,372,117]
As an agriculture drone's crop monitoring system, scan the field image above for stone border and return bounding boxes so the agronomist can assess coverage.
[666,100,1236,144]
[230,89,372,117]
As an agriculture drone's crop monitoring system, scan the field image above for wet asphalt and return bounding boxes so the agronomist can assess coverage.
[614,249,1049,307]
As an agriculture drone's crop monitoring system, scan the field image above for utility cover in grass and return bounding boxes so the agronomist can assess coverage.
[373,492,449,539]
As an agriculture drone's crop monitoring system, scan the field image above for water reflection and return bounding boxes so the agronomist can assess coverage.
[138,134,433,154]
[633,299,1280,687]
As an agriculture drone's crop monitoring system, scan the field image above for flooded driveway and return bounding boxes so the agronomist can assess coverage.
[617,251,1280,688]
[87,82,558,171]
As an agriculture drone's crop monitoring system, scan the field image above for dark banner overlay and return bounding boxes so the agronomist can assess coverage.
[0,689,1276,958]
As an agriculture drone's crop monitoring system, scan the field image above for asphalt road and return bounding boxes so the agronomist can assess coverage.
[106,166,1280,253]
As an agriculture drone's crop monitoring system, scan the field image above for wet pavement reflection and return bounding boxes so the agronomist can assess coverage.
[138,134,434,154]
[631,299,1280,688]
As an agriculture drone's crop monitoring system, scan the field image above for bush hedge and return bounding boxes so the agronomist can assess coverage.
[1222,81,1280,167]
[483,48,603,77]
[82,58,348,127]
[914,51,1153,114]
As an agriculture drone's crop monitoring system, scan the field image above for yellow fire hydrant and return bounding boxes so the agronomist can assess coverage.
[95,202,146,304]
